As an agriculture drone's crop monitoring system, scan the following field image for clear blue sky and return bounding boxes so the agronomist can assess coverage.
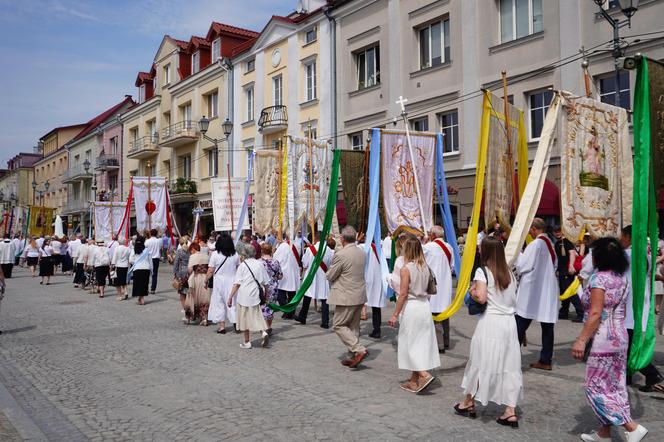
[0,0,295,165]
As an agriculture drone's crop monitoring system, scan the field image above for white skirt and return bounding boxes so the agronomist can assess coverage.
[236,304,268,332]
[398,297,440,371]
[461,313,523,407]
[208,276,236,323]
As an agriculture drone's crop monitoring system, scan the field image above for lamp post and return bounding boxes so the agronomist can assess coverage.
[32,180,37,205]
[593,0,640,109]
[198,116,233,177]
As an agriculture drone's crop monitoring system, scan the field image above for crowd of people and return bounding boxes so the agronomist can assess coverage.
[1,216,663,441]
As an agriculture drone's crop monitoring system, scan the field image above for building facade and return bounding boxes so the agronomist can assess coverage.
[330,0,664,228]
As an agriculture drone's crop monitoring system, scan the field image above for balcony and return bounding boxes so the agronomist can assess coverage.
[258,105,288,134]
[62,165,92,184]
[168,178,198,204]
[95,154,120,171]
[127,135,159,159]
[160,121,198,148]
[63,198,89,215]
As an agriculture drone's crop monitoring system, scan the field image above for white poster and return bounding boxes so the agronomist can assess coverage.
[132,177,168,235]
[94,201,128,242]
[211,178,249,232]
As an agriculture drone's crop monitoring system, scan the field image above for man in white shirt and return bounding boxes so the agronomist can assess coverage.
[514,218,559,371]
[0,234,16,278]
[423,226,455,352]
[273,234,302,319]
[294,233,334,328]
[12,235,25,266]
[74,237,88,288]
[144,229,162,294]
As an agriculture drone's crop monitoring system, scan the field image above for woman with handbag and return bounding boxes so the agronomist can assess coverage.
[207,233,239,334]
[572,237,648,442]
[227,241,270,349]
[185,242,211,325]
[387,236,439,394]
[454,237,522,428]
[172,237,190,318]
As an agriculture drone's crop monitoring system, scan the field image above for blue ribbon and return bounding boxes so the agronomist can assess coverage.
[234,150,255,246]
[435,133,461,276]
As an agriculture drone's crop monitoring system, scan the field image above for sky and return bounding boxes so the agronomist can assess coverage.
[0,0,295,166]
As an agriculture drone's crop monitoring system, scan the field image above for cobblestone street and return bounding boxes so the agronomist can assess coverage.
[0,265,663,441]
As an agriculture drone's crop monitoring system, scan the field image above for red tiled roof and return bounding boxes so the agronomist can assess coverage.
[40,123,87,141]
[70,96,136,142]
[165,35,189,50]
[135,71,153,87]
[209,22,259,39]
[230,37,258,57]
[188,35,210,51]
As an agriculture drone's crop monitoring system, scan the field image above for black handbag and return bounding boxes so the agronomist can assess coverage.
[244,261,266,305]
[207,256,228,289]
[466,267,488,316]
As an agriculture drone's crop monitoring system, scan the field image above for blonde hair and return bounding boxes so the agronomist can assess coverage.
[402,237,426,267]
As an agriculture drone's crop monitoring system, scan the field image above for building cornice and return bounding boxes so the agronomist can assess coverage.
[119,96,162,122]
[168,60,228,97]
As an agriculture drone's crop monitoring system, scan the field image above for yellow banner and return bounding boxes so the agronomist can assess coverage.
[28,206,54,238]
[278,142,289,237]
[433,93,491,321]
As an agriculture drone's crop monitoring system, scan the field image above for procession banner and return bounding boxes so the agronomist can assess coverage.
[483,91,523,230]
[253,150,281,235]
[647,59,664,194]
[27,205,54,237]
[286,136,332,239]
[132,177,168,234]
[93,201,128,242]
[234,150,255,246]
[560,96,632,241]
[380,130,435,233]
[505,94,562,265]
[629,57,658,373]
[269,148,340,313]
[211,178,250,232]
[278,143,289,237]
[339,150,367,232]
[435,133,461,276]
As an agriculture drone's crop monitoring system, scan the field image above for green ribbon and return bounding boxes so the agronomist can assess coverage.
[628,57,658,374]
[269,149,341,313]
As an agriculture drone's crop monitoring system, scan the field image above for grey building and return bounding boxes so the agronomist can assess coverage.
[329,0,664,228]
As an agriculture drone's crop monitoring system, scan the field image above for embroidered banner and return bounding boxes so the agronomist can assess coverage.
[210,178,250,232]
[339,150,367,232]
[253,150,281,235]
[380,130,435,233]
[132,177,168,235]
[560,96,633,241]
[93,201,128,242]
[28,206,54,237]
[647,59,664,197]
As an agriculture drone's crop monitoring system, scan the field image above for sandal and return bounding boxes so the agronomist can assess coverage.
[416,375,435,393]
[400,381,418,393]
[454,403,477,419]
[496,415,519,428]
[639,383,664,393]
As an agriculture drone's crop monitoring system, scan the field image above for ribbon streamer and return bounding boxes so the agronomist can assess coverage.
[434,133,461,276]
[234,150,256,246]
[366,129,390,295]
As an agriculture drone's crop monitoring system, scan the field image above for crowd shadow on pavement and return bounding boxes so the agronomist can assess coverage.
[1,325,36,334]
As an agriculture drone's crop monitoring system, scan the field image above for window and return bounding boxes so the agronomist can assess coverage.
[304,28,317,44]
[528,89,554,140]
[350,133,363,150]
[439,110,459,153]
[356,45,380,90]
[110,136,118,154]
[208,149,218,177]
[246,59,255,72]
[182,104,192,126]
[164,64,171,85]
[148,120,157,142]
[306,127,317,140]
[418,18,450,69]
[598,71,630,110]
[245,86,254,121]
[410,117,429,132]
[208,92,219,118]
[273,75,283,106]
[192,52,200,74]
[138,84,146,103]
[109,175,118,192]
[182,155,192,180]
[152,74,157,91]
[212,38,221,62]
[499,0,542,43]
[304,60,317,101]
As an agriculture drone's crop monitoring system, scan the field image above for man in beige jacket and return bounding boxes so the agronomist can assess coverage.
[326,226,368,368]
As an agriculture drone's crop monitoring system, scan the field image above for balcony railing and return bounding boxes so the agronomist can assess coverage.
[63,198,89,214]
[160,120,198,147]
[127,135,159,159]
[258,105,288,134]
[168,178,197,195]
[96,154,120,170]
[62,165,92,183]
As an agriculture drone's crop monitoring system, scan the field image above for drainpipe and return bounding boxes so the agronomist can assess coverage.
[219,58,234,175]
[323,6,337,148]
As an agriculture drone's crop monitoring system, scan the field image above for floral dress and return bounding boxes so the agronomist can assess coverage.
[581,270,630,426]
[261,257,282,321]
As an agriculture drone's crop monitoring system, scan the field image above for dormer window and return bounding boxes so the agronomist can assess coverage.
[304,28,317,44]
[192,51,200,74]
[152,73,157,91]
[138,84,146,103]
[212,38,221,62]
[164,64,171,85]
[246,59,255,73]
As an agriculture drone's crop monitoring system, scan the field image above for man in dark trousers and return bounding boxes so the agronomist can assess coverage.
[554,226,583,321]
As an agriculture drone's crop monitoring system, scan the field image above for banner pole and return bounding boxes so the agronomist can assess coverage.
[227,163,235,232]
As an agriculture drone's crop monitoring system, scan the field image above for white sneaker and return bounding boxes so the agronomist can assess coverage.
[580,431,610,441]
[239,342,252,349]
[625,425,648,442]
[261,331,269,347]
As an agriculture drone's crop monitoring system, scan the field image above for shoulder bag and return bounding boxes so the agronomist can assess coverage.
[207,256,228,289]
[426,266,438,295]
[465,266,488,316]
[244,261,266,305]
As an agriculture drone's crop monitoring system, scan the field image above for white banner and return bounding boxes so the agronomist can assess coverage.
[132,177,168,235]
[94,201,128,242]
[211,178,249,232]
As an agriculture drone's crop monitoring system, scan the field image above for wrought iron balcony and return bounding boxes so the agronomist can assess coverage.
[127,135,159,159]
[62,165,92,184]
[258,105,288,134]
[63,198,89,214]
[95,154,120,171]
[160,120,198,148]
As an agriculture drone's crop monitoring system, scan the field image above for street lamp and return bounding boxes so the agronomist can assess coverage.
[593,0,640,109]
[198,116,233,177]
[32,180,37,205]
[83,158,91,174]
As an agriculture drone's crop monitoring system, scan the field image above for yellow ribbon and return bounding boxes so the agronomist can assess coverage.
[434,93,491,321]
[560,278,581,301]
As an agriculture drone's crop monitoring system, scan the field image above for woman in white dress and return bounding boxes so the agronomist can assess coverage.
[388,236,439,393]
[454,236,522,428]
[207,232,240,334]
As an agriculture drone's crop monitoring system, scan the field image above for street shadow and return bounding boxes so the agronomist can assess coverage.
[1,325,37,334]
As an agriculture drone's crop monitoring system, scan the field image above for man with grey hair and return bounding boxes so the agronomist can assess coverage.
[326,225,368,368]
[423,225,455,352]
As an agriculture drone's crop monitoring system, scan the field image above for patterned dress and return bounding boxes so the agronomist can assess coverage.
[261,257,283,321]
[581,270,630,426]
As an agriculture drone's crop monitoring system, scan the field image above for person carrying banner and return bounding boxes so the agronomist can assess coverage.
[423,226,455,352]
[273,234,301,320]
[294,233,334,327]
